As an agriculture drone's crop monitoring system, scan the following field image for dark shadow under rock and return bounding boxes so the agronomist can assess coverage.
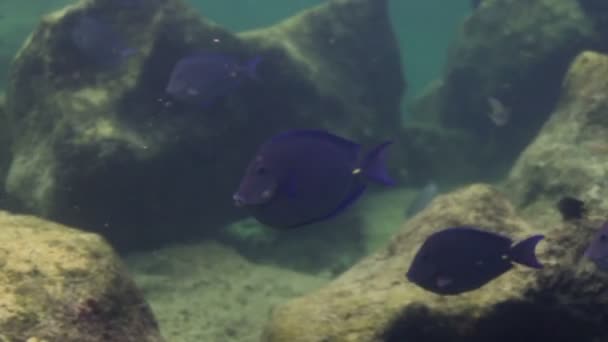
[384,292,606,342]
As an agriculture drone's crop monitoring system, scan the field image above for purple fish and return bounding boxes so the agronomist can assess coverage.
[233,129,395,229]
[584,221,608,271]
[407,227,544,295]
[166,52,261,107]
[71,15,136,67]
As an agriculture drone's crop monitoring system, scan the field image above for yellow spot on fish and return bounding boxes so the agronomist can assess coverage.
[352,168,361,175]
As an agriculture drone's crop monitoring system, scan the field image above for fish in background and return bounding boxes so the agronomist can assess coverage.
[584,221,608,271]
[70,15,136,67]
[471,0,482,9]
[405,182,439,218]
[487,96,510,126]
[233,129,395,229]
[166,52,262,107]
[407,227,544,295]
[556,196,586,221]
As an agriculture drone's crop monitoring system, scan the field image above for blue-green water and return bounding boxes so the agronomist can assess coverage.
[188,0,469,101]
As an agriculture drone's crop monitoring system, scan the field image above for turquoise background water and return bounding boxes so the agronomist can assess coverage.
[190,0,470,102]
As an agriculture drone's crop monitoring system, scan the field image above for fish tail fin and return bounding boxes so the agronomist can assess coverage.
[244,56,263,80]
[510,235,544,269]
[359,141,395,186]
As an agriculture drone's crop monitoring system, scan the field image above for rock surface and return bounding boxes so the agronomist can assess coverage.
[505,50,608,217]
[262,184,608,342]
[407,0,603,184]
[126,241,328,342]
[4,0,405,250]
[0,211,163,342]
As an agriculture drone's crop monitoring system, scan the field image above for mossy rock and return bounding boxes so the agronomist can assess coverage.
[408,0,602,184]
[4,0,405,250]
[0,211,163,342]
[504,51,608,217]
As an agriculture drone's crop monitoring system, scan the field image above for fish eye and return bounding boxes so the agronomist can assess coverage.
[601,234,607,242]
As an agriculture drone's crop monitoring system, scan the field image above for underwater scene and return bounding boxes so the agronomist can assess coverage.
[1,0,608,341]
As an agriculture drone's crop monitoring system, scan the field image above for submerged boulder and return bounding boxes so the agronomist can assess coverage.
[505,51,608,217]
[0,211,163,342]
[263,184,608,342]
[4,0,405,250]
[407,0,602,184]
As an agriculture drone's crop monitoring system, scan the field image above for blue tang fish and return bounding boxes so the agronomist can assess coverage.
[233,129,395,229]
[70,15,136,67]
[166,52,261,107]
[407,227,544,295]
[584,221,608,271]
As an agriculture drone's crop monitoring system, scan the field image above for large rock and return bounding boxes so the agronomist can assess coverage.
[407,0,602,184]
[4,0,405,250]
[0,211,163,342]
[505,50,608,217]
[262,184,608,342]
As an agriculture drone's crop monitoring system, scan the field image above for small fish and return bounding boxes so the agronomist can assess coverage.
[405,182,439,218]
[556,196,586,221]
[487,96,510,126]
[584,221,608,271]
[166,52,261,107]
[407,227,544,295]
[233,129,395,229]
[70,15,136,67]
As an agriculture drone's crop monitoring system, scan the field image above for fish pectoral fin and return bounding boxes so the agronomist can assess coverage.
[436,276,453,288]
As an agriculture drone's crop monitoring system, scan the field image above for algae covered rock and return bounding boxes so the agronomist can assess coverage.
[505,50,608,216]
[4,0,405,249]
[407,0,602,184]
[0,211,163,342]
[263,184,608,342]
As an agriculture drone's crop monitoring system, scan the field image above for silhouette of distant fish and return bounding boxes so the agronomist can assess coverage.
[166,52,262,107]
[471,0,482,9]
[487,96,510,126]
[70,15,136,67]
[556,196,586,221]
[233,129,395,229]
[405,182,439,218]
[584,221,608,271]
[407,227,544,295]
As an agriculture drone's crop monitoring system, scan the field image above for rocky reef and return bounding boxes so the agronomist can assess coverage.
[262,185,608,342]
[3,0,405,250]
[0,211,163,342]
[405,0,607,185]
[505,51,608,218]
[262,46,608,341]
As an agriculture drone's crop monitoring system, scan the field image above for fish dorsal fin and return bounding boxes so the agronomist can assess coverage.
[269,129,360,152]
